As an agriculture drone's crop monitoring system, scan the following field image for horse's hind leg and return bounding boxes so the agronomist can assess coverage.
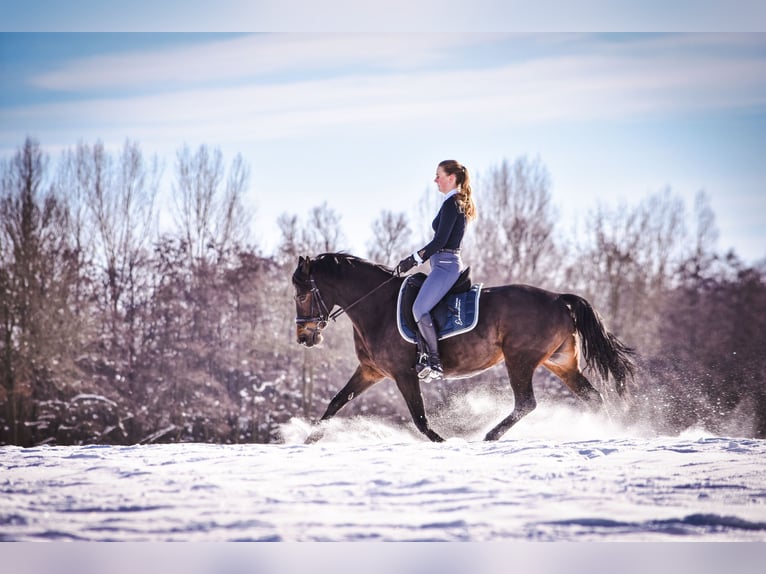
[485,361,537,441]
[543,335,603,410]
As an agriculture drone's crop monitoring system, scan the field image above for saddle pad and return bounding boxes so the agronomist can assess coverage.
[396,280,483,344]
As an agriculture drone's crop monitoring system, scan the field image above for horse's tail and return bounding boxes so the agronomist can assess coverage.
[558,294,636,396]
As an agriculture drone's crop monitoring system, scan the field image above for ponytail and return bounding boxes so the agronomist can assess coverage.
[439,160,477,222]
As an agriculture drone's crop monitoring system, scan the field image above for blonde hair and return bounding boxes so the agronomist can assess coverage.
[439,159,477,222]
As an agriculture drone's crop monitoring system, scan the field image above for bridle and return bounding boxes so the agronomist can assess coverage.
[294,274,399,331]
[294,277,333,330]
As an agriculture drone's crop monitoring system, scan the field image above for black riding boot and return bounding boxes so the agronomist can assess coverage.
[415,313,443,381]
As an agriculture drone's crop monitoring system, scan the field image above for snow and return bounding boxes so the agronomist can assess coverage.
[1,403,764,543]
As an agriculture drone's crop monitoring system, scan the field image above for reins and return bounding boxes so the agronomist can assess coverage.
[295,273,400,327]
[327,274,400,322]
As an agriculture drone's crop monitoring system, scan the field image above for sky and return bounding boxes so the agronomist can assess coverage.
[1,4,765,264]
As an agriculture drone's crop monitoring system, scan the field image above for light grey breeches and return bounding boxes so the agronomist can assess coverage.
[412,251,462,321]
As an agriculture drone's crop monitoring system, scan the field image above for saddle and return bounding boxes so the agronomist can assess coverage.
[396,267,483,344]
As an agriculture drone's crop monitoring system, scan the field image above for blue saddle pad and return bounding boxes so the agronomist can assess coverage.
[396,279,483,344]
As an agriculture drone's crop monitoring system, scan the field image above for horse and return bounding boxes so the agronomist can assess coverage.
[292,253,635,442]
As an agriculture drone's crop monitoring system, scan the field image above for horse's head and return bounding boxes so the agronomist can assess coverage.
[292,253,393,347]
[292,256,331,347]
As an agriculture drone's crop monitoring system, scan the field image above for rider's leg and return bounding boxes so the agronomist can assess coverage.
[415,312,443,380]
[411,252,461,381]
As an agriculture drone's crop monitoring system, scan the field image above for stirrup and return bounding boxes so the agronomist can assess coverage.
[416,355,444,382]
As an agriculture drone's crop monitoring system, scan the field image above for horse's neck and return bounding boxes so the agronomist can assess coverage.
[322,268,393,316]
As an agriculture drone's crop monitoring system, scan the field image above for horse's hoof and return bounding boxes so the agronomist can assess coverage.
[305,429,325,444]
[427,430,445,443]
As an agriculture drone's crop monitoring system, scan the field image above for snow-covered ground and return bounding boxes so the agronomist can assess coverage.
[2,400,764,543]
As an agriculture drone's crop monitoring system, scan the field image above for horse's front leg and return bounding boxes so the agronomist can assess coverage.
[394,373,445,443]
[305,364,382,443]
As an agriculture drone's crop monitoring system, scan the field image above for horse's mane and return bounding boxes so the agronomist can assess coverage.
[311,252,395,278]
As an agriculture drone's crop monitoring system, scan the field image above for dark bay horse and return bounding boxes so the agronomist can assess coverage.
[292,253,635,442]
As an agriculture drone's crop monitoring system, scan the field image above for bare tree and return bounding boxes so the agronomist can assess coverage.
[276,202,348,264]
[219,153,251,252]
[80,140,159,306]
[71,139,161,397]
[306,201,346,253]
[366,210,412,264]
[680,190,720,283]
[639,188,687,291]
[172,144,251,265]
[275,213,304,266]
[579,200,646,334]
[465,157,559,287]
[0,138,75,443]
[56,144,96,311]
[572,188,689,353]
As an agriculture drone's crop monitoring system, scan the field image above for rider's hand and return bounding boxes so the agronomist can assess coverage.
[396,254,417,276]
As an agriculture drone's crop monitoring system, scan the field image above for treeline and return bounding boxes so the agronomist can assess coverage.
[1,138,764,445]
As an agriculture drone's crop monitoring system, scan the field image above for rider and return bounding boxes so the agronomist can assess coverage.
[396,160,477,381]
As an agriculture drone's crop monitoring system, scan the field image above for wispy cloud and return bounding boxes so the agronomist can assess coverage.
[7,34,765,152]
[28,33,490,92]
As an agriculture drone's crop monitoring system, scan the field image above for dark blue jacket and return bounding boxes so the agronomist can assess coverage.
[419,195,466,261]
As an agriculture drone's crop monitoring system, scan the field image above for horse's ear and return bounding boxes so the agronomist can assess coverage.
[298,255,310,276]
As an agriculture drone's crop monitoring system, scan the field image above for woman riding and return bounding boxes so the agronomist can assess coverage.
[396,159,477,381]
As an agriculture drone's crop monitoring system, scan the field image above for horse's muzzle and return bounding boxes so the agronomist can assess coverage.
[296,323,324,347]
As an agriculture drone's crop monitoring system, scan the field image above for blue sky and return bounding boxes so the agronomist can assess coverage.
[1,26,765,262]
